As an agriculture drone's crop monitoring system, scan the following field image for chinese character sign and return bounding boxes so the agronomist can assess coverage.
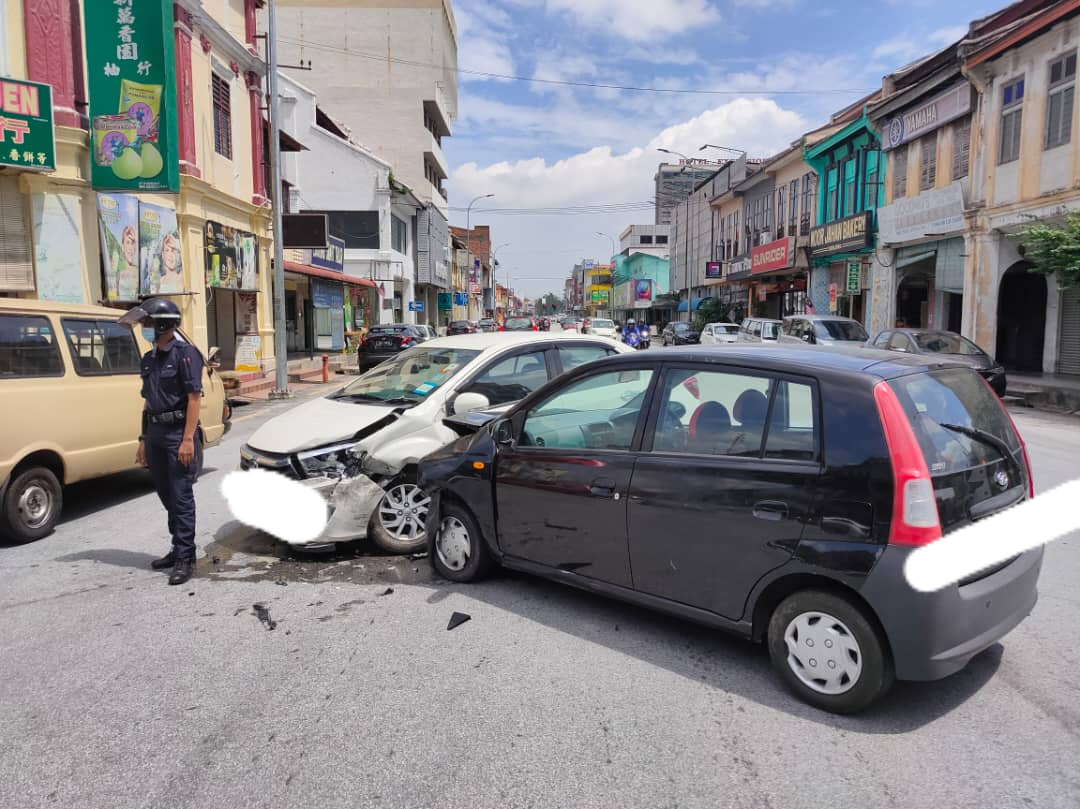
[84,0,179,192]
[0,78,56,171]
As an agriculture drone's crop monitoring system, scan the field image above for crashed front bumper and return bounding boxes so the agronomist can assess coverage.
[292,473,388,548]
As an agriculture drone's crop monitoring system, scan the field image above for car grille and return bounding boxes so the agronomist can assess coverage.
[239,445,302,479]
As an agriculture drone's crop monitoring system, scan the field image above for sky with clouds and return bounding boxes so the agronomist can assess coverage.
[444,0,1000,300]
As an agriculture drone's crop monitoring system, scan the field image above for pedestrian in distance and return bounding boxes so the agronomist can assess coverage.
[118,298,204,585]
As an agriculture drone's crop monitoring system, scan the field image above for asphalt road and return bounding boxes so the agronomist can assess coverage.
[1,398,1078,809]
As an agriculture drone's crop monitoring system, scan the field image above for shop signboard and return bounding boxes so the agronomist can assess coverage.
[234,336,261,373]
[453,292,469,306]
[97,192,141,301]
[809,211,873,258]
[205,221,258,291]
[309,234,345,273]
[751,236,795,275]
[139,200,183,295]
[846,262,862,294]
[235,292,259,335]
[876,181,965,244]
[590,288,610,303]
[438,293,453,310]
[408,300,425,312]
[634,279,653,308]
[311,278,343,309]
[84,0,180,192]
[828,283,838,313]
[726,257,752,281]
[0,77,56,172]
[705,261,722,279]
[884,82,971,151]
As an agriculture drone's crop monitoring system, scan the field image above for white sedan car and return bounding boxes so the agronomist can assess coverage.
[701,322,740,345]
[239,332,633,553]
[584,318,619,339]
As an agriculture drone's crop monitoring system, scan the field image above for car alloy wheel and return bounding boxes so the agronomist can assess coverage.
[18,480,54,530]
[782,610,863,695]
[435,515,471,571]
[377,483,430,542]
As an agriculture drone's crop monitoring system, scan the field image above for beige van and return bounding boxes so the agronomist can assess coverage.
[0,298,231,542]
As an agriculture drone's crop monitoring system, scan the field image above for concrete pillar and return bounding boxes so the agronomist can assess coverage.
[971,231,1001,358]
[868,248,895,336]
[1044,276,1060,374]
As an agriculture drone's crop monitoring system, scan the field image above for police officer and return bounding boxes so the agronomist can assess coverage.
[119,298,204,585]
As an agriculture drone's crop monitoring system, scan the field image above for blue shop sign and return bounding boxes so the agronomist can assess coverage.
[311,278,344,309]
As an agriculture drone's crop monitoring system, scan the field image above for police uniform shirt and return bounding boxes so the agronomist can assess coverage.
[140,338,204,414]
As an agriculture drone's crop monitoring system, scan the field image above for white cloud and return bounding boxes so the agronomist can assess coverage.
[545,0,722,43]
[460,40,516,80]
[872,36,919,61]
[930,25,967,45]
[450,98,807,296]
[456,0,517,81]
[733,0,796,7]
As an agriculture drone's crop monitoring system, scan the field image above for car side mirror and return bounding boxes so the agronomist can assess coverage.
[454,391,491,415]
[494,418,514,446]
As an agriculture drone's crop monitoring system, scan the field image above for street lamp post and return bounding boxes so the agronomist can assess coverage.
[595,231,616,259]
[465,193,493,320]
[267,0,291,399]
[490,242,509,320]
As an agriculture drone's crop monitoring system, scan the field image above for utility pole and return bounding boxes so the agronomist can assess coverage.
[267,0,291,399]
[464,194,493,319]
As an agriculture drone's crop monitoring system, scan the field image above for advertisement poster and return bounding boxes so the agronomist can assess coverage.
[234,291,259,335]
[97,192,141,301]
[32,193,85,303]
[205,221,258,291]
[84,0,180,192]
[0,77,57,172]
[234,335,261,373]
[634,279,652,302]
[139,200,183,294]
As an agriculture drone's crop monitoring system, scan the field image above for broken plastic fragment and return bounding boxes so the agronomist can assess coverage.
[447,611,471,631]
[379,587,394,596]
[253,603,277,631]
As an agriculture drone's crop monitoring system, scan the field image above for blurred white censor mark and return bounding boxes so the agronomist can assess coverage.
[905,479,1080,592]
[221,469,329,544]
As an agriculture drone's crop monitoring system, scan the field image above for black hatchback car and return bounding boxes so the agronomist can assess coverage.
[418,346,1040,714]
[358,324,430,370]
[868,328,1007,396]
[661,321,700,345]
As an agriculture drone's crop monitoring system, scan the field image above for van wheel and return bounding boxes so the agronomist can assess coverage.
[2,466,63,543]
[767,590,894,715]
[368,474,430,555]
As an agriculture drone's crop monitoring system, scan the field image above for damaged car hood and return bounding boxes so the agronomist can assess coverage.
[246,396,409,454]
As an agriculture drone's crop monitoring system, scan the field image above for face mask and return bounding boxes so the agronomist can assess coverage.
[142,327,157,343]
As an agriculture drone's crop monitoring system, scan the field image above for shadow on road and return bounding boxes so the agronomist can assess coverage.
[53,548,159,569]
[190,520,1002,734]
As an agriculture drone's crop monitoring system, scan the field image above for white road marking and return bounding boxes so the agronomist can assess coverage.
[904,479,1080,592]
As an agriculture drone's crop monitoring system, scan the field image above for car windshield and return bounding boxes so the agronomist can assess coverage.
[815,320,868,341]
[591,319,614,329]
[889,367,1020,474]
[506,317,532,328]
[715,324,739,334]
[335,346,481,403]
[672,323,690,332]
[913,332,984,355]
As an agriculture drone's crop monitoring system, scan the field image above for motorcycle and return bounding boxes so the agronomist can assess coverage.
[623,329,640,349]
[637,324,651,350]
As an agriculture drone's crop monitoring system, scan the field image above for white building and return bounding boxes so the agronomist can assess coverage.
[619,224,671,258]
[270,0,458,323]
[276,72,420,341]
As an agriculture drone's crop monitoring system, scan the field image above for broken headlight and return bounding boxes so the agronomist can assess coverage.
[296,441,363,479]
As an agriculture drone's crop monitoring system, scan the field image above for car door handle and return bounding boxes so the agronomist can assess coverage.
[589,477,617,497]
[752,500,788,521]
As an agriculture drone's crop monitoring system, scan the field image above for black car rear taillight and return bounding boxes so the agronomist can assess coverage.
[874,380,942,547]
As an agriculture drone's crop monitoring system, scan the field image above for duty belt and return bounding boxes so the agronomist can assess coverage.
[148,409,187,425]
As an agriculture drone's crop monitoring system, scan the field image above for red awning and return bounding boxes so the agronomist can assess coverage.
[283,260,375,288]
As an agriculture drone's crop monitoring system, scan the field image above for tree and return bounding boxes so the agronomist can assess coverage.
[1017,211,1080,290]
[693,298,732,331]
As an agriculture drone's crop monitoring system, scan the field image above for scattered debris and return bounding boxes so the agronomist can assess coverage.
[253,603,277,630]
[233,607,245,616]
[275,579,288,586]
[188,592,195,596]
[447,611,471,631]
[212,556,221,565]
[379,587,394,596]
[408,552,428,561]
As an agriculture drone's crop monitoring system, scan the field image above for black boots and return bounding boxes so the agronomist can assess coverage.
[151,552,176,570]
[168,558,194,586]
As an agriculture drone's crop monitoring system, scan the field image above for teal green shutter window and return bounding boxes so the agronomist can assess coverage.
[864,151,879,211]
[826,167,839,221]
[843,159,857,217]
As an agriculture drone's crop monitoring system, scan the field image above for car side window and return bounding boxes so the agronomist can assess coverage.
[520,368,654,451]
[61,319,141,375]
[558,344,614,373]
[888,332,911,352]
[874,331,892,347]
[763,380,818,461]
[463,349,549,406]
[751,321,762,338]
[0,314,64,378]
[651,368,773,457]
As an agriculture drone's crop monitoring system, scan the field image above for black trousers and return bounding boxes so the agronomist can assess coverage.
[146,425,203,560]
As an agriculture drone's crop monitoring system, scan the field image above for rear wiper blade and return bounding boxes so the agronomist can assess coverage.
[939,422,1019,474]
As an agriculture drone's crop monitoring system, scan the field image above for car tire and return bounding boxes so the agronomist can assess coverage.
[368,474,430,555]
[428,501,494,583]
[767,589,894,715]
[1,465,63,543]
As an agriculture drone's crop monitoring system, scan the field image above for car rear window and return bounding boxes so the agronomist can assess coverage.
[816,320,868,341]
[888,368,1020,475]
[506,318,532,328]
[369,325,407,334]
[450,321,469,328]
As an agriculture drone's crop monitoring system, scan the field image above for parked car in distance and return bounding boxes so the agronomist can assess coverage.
[779,315,869,346]
[420,344,1039,714]
[869,328,1007,396]
[661,321,700,345]
[701,322,741,345]
[358,324,431,371]
[0,298,230,543]
[478,318,498,333]
[240,332,633,554]
[502,316,538,332]
[584,318,618,339]
[559,317,583,333]
[446,320,476,336]
[737,317,782,343]
[415,325,438,341]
